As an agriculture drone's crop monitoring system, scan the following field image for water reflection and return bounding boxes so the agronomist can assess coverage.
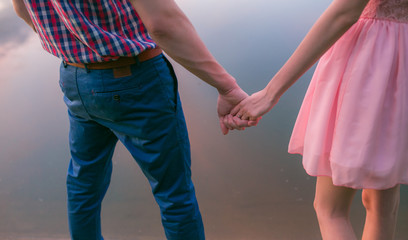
[1,0,407,239]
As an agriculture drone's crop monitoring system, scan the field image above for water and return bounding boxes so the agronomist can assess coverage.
[0,0,407,239]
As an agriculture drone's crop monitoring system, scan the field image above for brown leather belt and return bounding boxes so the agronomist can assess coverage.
[65,47,163,70]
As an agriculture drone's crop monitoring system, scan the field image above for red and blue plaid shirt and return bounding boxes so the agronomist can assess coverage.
[24,0,157,63]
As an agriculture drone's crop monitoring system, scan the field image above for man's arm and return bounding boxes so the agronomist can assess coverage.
[130,0,257,134]
[12,0,36,32]
[130,0,236,94]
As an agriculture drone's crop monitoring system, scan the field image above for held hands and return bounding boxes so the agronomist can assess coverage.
[217,86,260,135]
[229,88,278,122]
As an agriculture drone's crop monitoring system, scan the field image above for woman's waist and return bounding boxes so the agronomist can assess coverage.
[359,16,408,24]
[360,0,408,23]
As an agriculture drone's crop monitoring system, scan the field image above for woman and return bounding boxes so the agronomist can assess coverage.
[230,0,407,239]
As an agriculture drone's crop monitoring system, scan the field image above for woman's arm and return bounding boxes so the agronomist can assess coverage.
[232,0,369,120]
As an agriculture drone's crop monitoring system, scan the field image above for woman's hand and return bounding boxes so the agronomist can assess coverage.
[218,86,260,134]
[230,89,279,121]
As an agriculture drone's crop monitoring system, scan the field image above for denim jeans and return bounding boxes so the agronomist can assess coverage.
[59,55,205,240]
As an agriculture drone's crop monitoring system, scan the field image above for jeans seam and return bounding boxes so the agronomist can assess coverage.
[163,56,179,112]
[74,67,93,119]
[153,59,178,113]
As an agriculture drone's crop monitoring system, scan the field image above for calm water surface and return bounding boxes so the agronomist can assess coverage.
[0,0,407,239]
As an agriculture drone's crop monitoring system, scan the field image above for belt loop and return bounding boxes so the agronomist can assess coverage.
[84,64,90,73]
[134,56,140,67]
[63,61,68,68]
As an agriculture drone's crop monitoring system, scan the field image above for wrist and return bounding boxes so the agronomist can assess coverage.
[265,80,282,104]
[216,75,239,95]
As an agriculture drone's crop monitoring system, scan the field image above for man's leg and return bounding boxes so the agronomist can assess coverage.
[66,110,118,240]
[113,93,204,240]
[60,63,119,240]
[89,56,205,239]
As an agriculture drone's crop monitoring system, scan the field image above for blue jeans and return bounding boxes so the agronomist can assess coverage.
[59,55,205,240]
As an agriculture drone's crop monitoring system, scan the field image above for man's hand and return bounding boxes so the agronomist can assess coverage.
[218,86,260,135]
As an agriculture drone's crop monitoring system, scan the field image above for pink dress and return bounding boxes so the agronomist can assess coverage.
[288,0,408,189]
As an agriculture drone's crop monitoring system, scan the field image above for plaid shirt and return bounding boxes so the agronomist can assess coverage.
[24,0,157,63]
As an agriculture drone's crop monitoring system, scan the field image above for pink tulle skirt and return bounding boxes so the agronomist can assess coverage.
[288,18,408,189]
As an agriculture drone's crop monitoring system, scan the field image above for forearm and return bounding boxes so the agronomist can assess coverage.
[130,0,238,94]
[151,17,238,94]
[265,0,368,100]
[12,0,36,32]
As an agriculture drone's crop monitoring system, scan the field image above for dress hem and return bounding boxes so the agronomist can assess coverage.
[288,150,407,190]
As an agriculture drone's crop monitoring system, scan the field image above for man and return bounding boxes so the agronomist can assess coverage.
[12,0,256,239]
